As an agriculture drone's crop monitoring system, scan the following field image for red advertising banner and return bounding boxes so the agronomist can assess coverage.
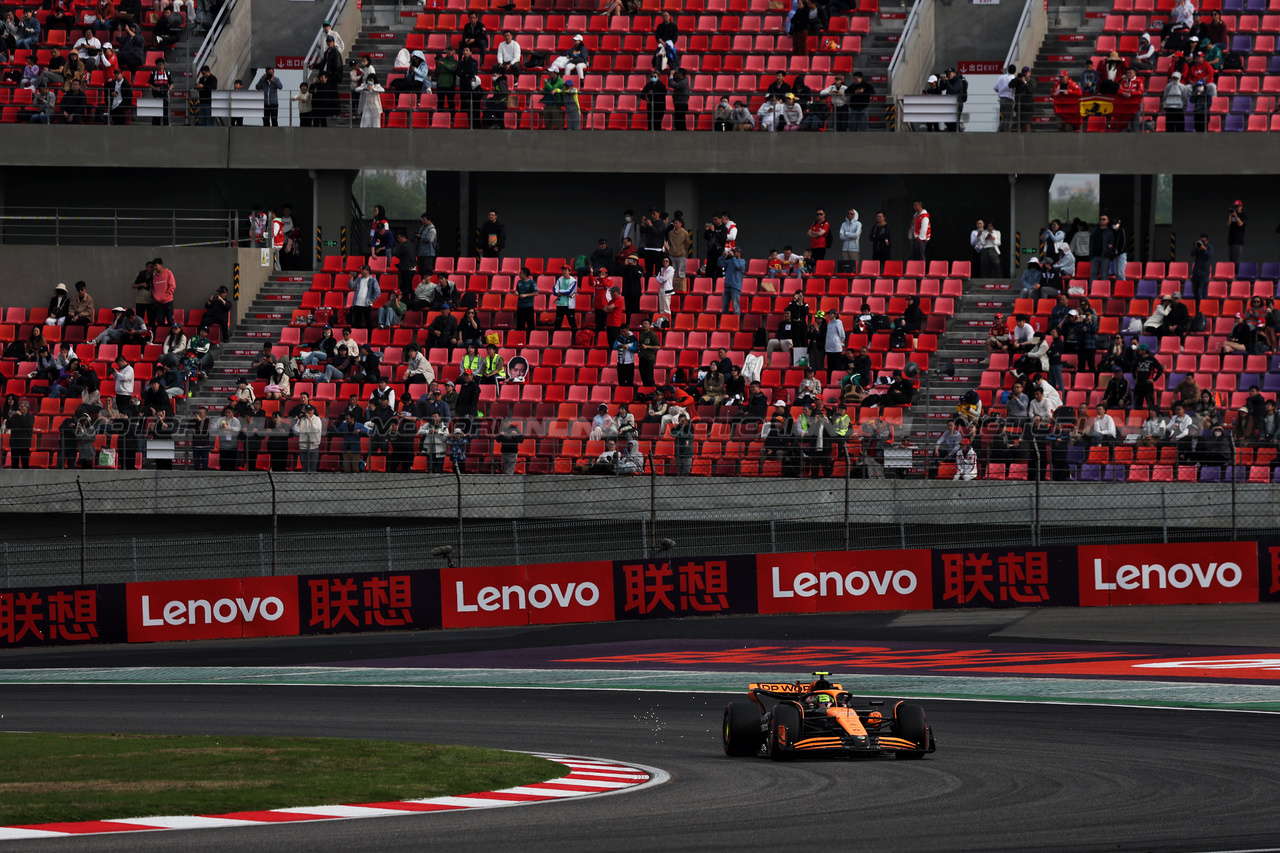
[441,562,613,629]
[275,55,305,69]
[1077,542,1258,607]
[0,584,126,648]
[756,550,931,614]
[126,577,299,643]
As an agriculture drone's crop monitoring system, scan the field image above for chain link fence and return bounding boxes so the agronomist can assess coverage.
[0,470,1276,589]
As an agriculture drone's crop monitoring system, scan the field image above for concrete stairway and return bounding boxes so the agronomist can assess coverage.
[1028,1,1111,129]
[914,277,1017,442]
[185,273,313,414]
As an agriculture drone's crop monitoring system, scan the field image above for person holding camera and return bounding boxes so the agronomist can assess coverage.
[1227,200,1247,265]
[1190,233,1214,311]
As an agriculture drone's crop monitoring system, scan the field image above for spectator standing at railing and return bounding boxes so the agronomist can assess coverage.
[669,69,690,131]
[641,72,667,131]
[456,47,479,123]
[314,34,343,84]
[105,66,133,124]
[1161,72,1189,132]
[540,69,567,129]
[256,67,283,127]
[194,65,217,125]
[359,73,384,128]
[994,64,1016,131]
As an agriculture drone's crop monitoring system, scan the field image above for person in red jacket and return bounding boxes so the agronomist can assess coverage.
[1052,68,1082,97]
[807,208,831,262]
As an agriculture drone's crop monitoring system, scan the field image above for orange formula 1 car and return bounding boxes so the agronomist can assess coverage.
[722,672,937,761]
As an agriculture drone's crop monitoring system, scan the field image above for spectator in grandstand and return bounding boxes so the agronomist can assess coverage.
[1186,233,1215,310]
[148,257,175,328]
[458,11,488,60]
[858,370,914,413]
[589,404,615,441]
[1192,388,1221,431]
[104,66,132,124]
[414,412,446,472]
[933,419,963,469]
[551,266,579,331]
[1162,71,1189,132]
[444,426,470,471]
[330,411,366,473]
[638,318,661,386]
[1087,214,1114,279]
[358,73,385,128]
[1155,292,1190,338]
[1224,199,1248,266]
[493,31,521,74]
[1165,402,1195,458]
[1236,385,1268,441]
[640,72,667,131]
[92,308,141,346]
[15,9,39,50]
[475,209,507,259]
[347,264,380,332]
[1082,403,1117,448]
[1129,342,1162,410]
[254,67,283,127]
[190,64,216,126]
[778,92,803,131]
[3,399,33,469]
[665,69,690,131]
[598,0,641,16]
[756,93,781,132]
[621,256,645,321]
[1258,399,1280,445]
[984,313,1011,361]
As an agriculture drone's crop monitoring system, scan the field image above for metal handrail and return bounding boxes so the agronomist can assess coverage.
[887,0,925,91]
[1004,0,1040,72]
[191,0,238,75]
[0,208,247,247]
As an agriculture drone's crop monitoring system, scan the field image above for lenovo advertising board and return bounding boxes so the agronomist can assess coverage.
[442,562,614,629]
[1078,542,1258,606]
[756,550,932,614]
[125,577,299,643]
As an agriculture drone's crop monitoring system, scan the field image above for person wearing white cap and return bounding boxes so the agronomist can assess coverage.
[548,34,588,81]
[1162,70,1189,132]
[45,283,70,326]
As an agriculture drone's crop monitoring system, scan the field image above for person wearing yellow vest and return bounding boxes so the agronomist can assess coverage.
[460,342,482,376]
[479,343,507,385]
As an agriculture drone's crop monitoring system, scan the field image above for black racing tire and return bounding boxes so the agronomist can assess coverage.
[893,702,928,760]
[768,703,801,762]
[723,701,763,757]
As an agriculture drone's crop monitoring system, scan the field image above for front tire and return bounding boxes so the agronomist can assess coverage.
[723,701,763,756]
[893,702,928,760]
[768,703,800,762]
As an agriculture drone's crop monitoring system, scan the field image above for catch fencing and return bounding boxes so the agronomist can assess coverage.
[0,470,1277,588]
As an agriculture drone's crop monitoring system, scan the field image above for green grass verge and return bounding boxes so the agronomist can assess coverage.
[0,733,568,827]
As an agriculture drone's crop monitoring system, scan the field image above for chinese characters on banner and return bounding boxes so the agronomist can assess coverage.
[299,570,441,634]
[1256,542,1280,603]
[614,555,757,620]
[932,547,1079,608]
[0,585,126,648]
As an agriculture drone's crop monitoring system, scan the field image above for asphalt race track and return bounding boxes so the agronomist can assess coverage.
[3,606,1280,853]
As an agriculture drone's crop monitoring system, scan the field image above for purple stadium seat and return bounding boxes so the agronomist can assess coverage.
[1260,262,1280,279]
[1200,466,1222,482]
[1135,279,1158,298]
[1225,0,1244,9]
[1230,96,1253,114]
[1232,34,1253,51]
[1139,334,1158,351]
[1273,467,1280,482]
[1079,464,1102,481]
[1240,373,1262,390]
[1103,464,1127,481]
[1224,114,1246,131]
[1264,373,1280,392]
[1238,261,1258,279]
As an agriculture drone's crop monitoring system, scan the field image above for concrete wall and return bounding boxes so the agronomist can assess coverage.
[934,0,1027,77]
[0,246,244,317]
[250,0,334,70]
[5,125,1280,176]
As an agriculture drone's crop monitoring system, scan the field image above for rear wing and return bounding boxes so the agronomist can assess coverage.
[749,681,844,700]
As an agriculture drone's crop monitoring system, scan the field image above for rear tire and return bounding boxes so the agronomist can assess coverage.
[768,703,800,762]
[723,701,763,756]
[893,702,928,760]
